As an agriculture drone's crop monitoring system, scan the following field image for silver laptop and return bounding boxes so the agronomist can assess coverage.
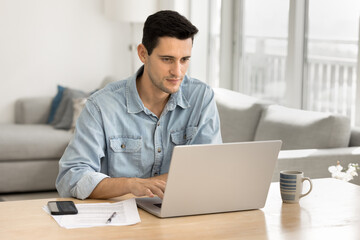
[136,140,282,218]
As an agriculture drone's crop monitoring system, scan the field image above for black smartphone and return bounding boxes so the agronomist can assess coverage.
[47,201,78,215]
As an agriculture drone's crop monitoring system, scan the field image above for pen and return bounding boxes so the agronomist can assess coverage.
[106,211,117,224]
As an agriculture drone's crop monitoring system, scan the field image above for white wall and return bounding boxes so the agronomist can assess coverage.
[0,0,208,123]
[0,0,132,123]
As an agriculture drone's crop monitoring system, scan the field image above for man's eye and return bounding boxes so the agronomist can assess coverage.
[181,58,190,63]
[162,58,172,62]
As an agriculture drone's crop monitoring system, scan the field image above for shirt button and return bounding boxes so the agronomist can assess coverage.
[157,148,161,153]
[121,144,126,149]
[157,122,160,126]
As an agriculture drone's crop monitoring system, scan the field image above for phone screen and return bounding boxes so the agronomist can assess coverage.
[47,201,78,215]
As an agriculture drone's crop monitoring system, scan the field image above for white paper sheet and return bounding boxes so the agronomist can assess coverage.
[43,198,141,229]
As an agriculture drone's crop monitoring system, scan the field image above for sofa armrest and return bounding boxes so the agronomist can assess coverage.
[15,97,53,124]
[350,127,360,146]
[272,147,360,185]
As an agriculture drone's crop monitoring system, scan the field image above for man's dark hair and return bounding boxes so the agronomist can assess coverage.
[142,10,199,55]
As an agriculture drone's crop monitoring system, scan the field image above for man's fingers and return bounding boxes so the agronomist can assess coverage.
[145,188,155,198]
[154,180,166,191]
[147,182,165,199]
[154,180,166,199]
[149,187,164,199]
[156,191,164,199]
[144,187,164,199]
[129,178,166,199]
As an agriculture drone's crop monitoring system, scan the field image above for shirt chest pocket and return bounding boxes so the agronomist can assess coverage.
[109,136,143,177]
[110,137,142,153]
[170,127,198,145]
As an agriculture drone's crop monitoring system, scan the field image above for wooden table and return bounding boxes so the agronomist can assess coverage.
[0,178,359,240]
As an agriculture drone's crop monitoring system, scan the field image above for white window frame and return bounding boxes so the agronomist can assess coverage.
[284,0,306,109]
[356,18,360,126]
[229,0,306,108]
[219,0,240,90]
[224,0,360,126]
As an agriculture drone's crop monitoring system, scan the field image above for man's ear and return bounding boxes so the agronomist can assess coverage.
[137,44,148,63]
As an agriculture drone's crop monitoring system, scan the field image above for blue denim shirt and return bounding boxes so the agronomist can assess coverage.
[56,67,222,199]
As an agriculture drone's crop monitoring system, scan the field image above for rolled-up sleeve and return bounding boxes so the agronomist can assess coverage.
[56,99,108,200]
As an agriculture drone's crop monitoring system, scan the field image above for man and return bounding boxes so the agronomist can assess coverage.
[56,10,222,200]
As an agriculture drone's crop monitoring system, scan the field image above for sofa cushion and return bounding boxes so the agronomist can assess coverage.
[214,88,269,143]
[71,98,87,131]
[349,127,360,147]
[0,159,59,192]
[0,124,73,161]
[15,97,53,124]
[254,105,351,150]
[51,88,89,130]
[47,85,65,124]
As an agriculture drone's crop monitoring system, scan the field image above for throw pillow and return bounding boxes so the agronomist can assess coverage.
[47,85,65,124]
[213,88,270,143]
[71,98,87,131]
[254,105,351,150]
[51,88,89,130]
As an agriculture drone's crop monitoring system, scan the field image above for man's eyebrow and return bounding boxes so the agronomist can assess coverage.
[158,55,175,58]
[158,55,191,59]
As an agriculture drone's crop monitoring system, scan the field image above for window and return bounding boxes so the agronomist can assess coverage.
[304,0,360,125]
[237,0,289,104]
[207,0,222,88]
[222,0,360,125]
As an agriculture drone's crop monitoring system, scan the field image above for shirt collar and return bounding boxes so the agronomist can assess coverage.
[126,66,191,114]
[126,67,145,114]
[166,81,190,111]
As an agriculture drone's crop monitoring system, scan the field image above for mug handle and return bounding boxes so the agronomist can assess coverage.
[300,177,313,199]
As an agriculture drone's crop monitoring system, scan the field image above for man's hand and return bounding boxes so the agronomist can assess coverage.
[89,174,168,200]
[150,173,168,182]
[127,177,167,199]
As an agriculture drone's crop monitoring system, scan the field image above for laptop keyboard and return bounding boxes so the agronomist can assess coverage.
[154,203,162,208]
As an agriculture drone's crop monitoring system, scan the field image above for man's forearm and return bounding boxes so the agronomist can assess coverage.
[89,177,131,199]
[88,174,168,199]
[150,173,168,182]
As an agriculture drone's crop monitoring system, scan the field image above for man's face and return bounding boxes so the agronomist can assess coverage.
[140,37,193,95]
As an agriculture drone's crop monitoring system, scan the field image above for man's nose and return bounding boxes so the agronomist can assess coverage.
[170,62,182,77]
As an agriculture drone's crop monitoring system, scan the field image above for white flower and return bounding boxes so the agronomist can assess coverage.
[328,162,359,182]
[328,166,339,173]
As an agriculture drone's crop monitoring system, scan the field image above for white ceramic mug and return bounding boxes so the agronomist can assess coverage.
[280,171,313,203]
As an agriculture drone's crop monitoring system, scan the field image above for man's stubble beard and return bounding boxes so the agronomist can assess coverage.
[148,73,183,95]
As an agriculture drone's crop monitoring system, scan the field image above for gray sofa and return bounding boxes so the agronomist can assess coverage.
[0,87,359,193]
[214,88,360,185]
[0,97,73,193]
